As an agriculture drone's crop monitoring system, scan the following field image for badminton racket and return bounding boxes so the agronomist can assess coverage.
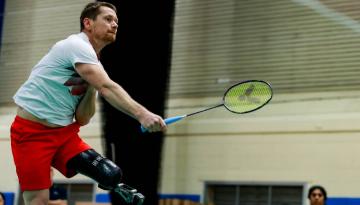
[141,80,273,132]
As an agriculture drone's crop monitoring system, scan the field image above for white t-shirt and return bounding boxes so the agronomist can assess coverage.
[14,32,100,126]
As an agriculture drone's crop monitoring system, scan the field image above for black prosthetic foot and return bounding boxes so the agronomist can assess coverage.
[98,183,144,205]
[113,183,145,205]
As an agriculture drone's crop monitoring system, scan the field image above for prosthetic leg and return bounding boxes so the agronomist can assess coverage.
[67,149,144,205]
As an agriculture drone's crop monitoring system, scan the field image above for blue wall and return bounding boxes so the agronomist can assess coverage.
[3,192,14,205]
[328,198,360,205]
[95,193,111,203]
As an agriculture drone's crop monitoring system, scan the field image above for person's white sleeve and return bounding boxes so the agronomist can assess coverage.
[64,38,99,67]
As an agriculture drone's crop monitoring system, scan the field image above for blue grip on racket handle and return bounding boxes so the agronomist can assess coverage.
[140,115,185,133]
[164,115,185,125]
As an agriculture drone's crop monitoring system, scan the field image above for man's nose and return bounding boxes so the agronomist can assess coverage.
[112,21,118,28]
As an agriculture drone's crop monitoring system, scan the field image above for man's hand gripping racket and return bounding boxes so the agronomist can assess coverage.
[141,80,273,133]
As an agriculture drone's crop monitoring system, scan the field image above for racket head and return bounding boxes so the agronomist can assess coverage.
[222,80,273,114]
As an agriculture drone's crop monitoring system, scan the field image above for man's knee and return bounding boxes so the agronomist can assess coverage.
[67,149,122,189]
[97,157,123,189]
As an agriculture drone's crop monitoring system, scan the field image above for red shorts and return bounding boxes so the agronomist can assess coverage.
[10,116,91,191]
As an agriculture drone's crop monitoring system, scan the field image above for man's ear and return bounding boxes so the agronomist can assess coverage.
[83,18,93,30]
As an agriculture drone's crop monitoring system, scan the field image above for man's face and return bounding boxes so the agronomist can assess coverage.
[90,6,118,43]
[309,189,325,205]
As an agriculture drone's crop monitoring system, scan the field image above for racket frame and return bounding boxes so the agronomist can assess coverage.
[222,79,273,114]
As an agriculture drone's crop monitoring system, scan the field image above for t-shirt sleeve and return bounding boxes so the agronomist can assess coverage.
[63,37,99,68]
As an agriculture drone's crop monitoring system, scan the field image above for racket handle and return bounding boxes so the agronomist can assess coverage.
[140,115,186,133]
[164,115,186,125]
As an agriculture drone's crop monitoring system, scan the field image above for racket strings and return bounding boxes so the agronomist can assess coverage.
[223,81,272,113]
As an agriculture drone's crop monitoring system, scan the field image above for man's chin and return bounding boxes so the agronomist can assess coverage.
[105,36,116,43]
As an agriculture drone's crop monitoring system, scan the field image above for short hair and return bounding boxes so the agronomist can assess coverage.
[0,192,6,204]
[308,185,327,201]
[80,2,117,31]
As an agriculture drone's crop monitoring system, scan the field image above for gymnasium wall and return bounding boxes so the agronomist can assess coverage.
[0,0,93,104]
[160,0,360,204]
[160,92,360,203]
[0,0,4,47]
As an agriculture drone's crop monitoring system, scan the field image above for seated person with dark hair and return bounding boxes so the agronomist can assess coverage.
[0,192,5,205]
[308,185,327,205]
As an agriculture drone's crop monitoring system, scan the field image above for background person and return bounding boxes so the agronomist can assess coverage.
[308,185,327,205]
[0,192,5,205]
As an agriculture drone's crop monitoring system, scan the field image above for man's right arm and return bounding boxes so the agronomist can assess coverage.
[75,63,166,132]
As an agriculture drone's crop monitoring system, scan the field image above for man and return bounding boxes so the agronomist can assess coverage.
[308,185,327,205]
[10,2,166,205]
